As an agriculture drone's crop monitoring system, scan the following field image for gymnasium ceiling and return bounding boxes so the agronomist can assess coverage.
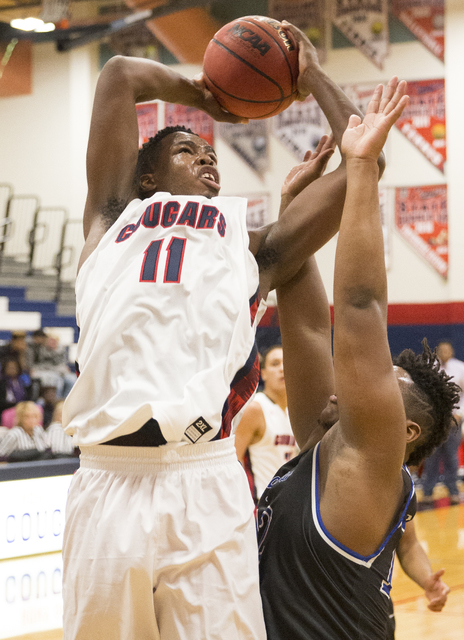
[0,0,269,59]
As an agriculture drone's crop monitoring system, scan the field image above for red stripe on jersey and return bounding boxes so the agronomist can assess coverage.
[249,289,260,326]
[220,343,260,439]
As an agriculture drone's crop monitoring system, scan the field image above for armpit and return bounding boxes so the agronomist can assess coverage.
[255,245,279,272]
[101,197,128,230]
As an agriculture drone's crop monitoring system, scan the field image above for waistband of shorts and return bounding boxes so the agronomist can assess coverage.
[79,436,237,473]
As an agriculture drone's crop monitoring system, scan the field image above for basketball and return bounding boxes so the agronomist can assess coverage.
[202,15,299,120]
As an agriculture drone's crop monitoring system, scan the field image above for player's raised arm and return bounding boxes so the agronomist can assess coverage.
[333,81,409,465]
[81,56,242,269]
[277,257,335,450]
[251,25,399,296]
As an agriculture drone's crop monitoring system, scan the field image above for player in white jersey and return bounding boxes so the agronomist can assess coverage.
[61,22,375,640]
[235,345,296,500]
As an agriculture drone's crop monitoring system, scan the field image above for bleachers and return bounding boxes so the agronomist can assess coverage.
[0,183,79,352]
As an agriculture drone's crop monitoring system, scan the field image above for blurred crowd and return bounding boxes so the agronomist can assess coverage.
[0,329,78,462]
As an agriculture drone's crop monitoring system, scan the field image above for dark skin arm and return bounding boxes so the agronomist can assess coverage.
[317,82,410,556]
[249,23,390,297]
[397,520,450,611]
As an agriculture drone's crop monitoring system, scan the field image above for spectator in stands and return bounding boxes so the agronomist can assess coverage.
[0,401,50,461]
[47,400,76,456]
[422,340,464,506]
[0,357,30,421]
[0,330,30,376]
[28,329,76,398]
[38,385,58,429]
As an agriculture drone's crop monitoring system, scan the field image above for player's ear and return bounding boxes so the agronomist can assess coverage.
[405,419,421,444]
[140,173,157,195]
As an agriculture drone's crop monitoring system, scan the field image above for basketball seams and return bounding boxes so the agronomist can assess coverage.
[211,38,284,99]
[240,18,297,91]
[204,70,295,105]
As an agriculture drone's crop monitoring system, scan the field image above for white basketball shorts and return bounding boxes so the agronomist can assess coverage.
[62,438,266,640]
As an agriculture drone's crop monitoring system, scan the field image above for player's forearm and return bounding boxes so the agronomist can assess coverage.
[101,55,203,108]
[397,540,434,589]
[307,68,385,174]
[334,158,387,310]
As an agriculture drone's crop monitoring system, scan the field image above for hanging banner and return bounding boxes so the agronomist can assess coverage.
[244,193,272,230]
[269,0,326,62]
[218,121,269,176]
[379,186,391,270]
[394,79,446,173]
[391,0,444,62]
[272,95,328,161]
[341,82,378,115]
[136,102,158,148]
[395,184,448,278]
[331,0,389,69]
[164,104,214,147]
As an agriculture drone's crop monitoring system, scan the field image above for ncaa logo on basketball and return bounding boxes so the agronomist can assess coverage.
[228,23,271,56]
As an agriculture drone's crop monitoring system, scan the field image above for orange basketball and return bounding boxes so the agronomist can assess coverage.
[203,15,299,120]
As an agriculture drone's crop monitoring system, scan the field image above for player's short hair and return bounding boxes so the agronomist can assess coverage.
[260,344,283,369]
[394,339,460,466]
[134,125,198,197]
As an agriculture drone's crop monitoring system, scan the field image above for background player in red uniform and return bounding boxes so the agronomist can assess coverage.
[258,78,459,639]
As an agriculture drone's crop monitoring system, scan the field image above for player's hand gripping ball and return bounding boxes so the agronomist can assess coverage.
[203,15,299,120]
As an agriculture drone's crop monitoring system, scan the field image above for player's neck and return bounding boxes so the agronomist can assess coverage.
[264,389,287,412]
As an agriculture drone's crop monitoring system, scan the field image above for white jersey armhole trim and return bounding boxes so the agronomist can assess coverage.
[311,442,415,568]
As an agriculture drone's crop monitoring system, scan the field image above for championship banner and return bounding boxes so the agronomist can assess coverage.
[218,121,269,176]
[269,0,326,62]
[164,104,214,147]
[331,0,389,70]
[244,193,272,230]
[136,102,158,148]
[391,0,444,62]
[395,184,448,278]
[272,95,328,161]
[394,79,446,173]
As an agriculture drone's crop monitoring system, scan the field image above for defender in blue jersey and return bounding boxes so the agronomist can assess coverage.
[257,40,460,639]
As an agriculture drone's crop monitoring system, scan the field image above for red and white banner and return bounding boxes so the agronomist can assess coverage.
[244,193,272,230]
[135,102,158,148]
[269,0,326,62]
[391,0,444,62]
[331,0,389,69]
[395,184,448,278]
[164,104,214,147]
[218,121,269,176]
[394,79,446,173]
[272,94,328,161]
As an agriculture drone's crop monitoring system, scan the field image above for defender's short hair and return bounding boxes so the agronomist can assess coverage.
[394,339,460,466]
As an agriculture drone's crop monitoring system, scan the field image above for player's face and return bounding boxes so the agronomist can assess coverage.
[261,348,285,393]
[154,132,220,198]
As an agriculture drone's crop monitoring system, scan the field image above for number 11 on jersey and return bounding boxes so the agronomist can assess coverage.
[140,237,186,283]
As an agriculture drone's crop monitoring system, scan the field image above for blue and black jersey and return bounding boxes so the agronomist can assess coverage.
[257,442,416,640]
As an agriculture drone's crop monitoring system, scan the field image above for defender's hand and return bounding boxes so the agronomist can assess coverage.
[281,135,335,200]
[341,78,409,161]
[424,569,450,612]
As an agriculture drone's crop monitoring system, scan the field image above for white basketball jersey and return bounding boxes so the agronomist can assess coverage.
[63,193,266,446]
[248,392,296,498]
